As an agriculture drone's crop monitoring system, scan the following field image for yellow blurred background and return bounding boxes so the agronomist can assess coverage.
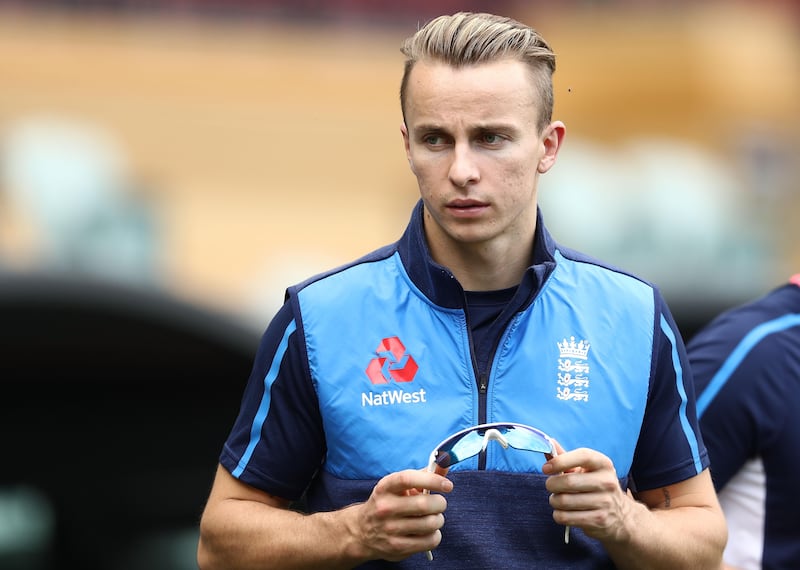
[1,1,798,331]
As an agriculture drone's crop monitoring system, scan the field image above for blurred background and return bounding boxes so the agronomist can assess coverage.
[0,1,798,568]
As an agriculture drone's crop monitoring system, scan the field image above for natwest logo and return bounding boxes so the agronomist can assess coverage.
[365,336,419,384]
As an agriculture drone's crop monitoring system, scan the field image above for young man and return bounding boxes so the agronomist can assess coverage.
[687,275,800,570]
[198,12,726,568]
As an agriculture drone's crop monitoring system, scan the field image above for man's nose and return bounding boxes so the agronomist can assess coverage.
[448,143,480,187]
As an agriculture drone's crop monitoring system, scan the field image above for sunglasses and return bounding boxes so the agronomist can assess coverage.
[424,422,568,560]
[426,422,556,472]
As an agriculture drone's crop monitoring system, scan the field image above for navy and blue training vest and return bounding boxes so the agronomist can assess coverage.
[221,201,708,569]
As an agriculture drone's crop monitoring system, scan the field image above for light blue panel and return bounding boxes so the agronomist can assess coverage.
[298,253,478,478]
[487,251,655,476]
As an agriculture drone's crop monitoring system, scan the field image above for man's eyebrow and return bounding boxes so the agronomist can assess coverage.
[411,123,447,133]
[411,122,519,134]
[472,122,519,134]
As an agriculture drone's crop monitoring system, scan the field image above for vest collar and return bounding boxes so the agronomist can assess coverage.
[397,200,557,309]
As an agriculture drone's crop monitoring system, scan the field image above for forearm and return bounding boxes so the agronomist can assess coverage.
[198,499,365,570]
[198,465,449,568]
[603,499,727,570]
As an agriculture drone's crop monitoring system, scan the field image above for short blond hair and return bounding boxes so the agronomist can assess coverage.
[400,12,556,131]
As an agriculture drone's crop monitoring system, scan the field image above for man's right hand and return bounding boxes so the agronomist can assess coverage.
[198,465,453,569]
[344,469,453,562]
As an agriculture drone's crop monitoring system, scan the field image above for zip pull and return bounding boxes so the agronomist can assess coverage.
[478,373,488,393]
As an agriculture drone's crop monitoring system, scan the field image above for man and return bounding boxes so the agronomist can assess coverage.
[687,274,800,570]
[197,12,726,568]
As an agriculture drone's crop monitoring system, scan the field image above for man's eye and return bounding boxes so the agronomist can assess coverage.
[481,133,502,144]
[423,135,445,145]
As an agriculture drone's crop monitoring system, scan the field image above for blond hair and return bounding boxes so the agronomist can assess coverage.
[400,12,556,131]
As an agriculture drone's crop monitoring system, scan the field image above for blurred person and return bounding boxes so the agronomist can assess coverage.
[1,116,161,282]
[197,12,725,569]
[688,274,800,570]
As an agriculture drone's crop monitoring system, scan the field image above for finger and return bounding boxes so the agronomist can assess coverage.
[384,511,446,537]
[414,465,450,493]
[381,529,444,562]
[366,490,448,533]
[551,438,567,456]
[544,437,567,462]
[377,470,453,497]
[544,447,612,475]
[546,468,625,513]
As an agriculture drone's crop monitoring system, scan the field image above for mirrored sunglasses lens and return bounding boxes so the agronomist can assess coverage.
[434,425,552,468]
[504,428,553,454]
[434,431,486,468]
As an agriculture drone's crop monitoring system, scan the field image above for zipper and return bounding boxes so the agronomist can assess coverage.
[463,302,490,469]
[464,291,517,470]
[477,372,488,423]
[477,371,489,470]
[473,324,515,469]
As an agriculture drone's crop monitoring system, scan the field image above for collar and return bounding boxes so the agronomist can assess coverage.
[397,200,557,309]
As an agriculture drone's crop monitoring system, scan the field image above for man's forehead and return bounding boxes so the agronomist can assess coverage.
[406,60,536,100]
[404,60,539,128]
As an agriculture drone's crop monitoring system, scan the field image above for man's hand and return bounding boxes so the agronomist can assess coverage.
[345,469,453,562]
[543,444,631,543]
[542,445,726,569]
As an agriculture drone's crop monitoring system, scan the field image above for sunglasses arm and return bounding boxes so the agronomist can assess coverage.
[424,454,450,561]
[542,438,571,545]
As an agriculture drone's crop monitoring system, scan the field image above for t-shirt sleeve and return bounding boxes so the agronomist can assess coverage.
[219,300,325,501]
[688,305,794,491]
[629,294,710,491]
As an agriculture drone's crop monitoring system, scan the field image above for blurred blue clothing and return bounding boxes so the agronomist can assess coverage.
[688,277,800,570]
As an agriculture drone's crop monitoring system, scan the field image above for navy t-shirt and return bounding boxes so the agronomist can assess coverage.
[688,279,800,569]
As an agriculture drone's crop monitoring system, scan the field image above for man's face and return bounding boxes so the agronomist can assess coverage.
[401,59,562,255]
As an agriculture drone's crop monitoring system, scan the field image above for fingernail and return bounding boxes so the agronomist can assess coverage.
[441,479,453,492]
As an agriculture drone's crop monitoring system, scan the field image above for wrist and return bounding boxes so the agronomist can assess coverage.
[321,504,370,565]
[605,490,643,546]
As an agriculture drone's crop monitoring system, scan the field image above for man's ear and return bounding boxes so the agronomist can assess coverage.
[401,122,415,173]
[537,121,566,174]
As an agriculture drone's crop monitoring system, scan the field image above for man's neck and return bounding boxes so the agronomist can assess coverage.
[430,239,533,292]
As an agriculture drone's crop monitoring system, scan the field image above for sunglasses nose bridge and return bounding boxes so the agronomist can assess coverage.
[481,428,510,451]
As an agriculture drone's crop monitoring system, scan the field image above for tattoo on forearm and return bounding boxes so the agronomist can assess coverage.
[662,488,671,507]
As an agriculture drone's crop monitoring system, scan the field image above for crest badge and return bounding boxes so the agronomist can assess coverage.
[556,336,590,402]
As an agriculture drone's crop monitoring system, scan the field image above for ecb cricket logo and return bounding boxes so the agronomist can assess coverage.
[556,336,590,402]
